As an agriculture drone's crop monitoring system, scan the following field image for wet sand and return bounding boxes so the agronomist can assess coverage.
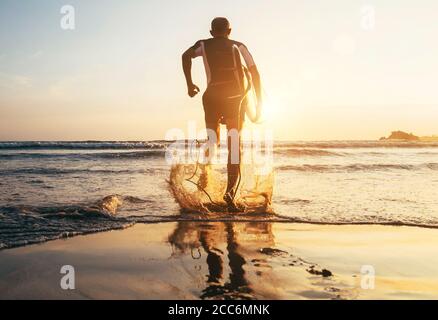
[1,222,438,300]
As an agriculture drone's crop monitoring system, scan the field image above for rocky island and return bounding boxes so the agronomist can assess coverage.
[380,131,420,141]
[380,131,438,142]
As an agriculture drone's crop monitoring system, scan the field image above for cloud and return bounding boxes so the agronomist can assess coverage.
[29,50,43,60]
[0,72,32,88]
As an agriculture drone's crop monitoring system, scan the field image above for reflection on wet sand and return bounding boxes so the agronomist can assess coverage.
[168,221,353,300]
[169,222,273,299]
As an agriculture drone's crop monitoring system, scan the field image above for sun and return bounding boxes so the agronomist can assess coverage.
[259,98,280,124]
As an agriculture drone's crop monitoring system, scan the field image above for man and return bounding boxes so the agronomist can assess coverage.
[182,17,262,211]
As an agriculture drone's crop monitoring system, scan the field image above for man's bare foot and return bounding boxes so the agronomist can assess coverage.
[223,192,240,213]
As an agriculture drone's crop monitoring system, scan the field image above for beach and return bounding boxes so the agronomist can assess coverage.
[2,0,438,304]
[1,222,438,300]
[2,141,438,299]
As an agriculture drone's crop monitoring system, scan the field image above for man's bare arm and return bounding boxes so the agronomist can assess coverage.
[182,48,200,97]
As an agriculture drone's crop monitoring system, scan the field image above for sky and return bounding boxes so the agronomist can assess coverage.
[1,0,437,141]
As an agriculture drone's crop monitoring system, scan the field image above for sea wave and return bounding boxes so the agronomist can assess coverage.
[0,150,166,160]
[1,195,140,217]
[0,141,169,150]
[0,195,150,249]
[275,141,438,149]
[0,167,165,176]
[0,148,340,161]
[3,193,438,250]
[2,140,438,151]
[276,163,438,172]
[274,148,342,157]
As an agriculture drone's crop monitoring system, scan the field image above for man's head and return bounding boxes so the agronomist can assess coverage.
[210,17,231,38]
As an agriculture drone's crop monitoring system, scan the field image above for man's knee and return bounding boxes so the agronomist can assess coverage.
[199,127,216,162]
[205,123,219,143]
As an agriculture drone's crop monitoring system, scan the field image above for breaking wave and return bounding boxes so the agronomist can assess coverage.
[274,148,342,157]
[0,167,165,176]
[4,195,438,251]
[3,192,438,250]
[0,141,169,150]
[275,141,438,149]
[0,150,166,160]
[277,163,438,172]
[3,140,438,151]
[0,195,149,250]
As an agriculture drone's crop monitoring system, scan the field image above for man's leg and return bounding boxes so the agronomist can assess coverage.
[199,121,220,190]
[224,117,241,203]
[204,121,220,161]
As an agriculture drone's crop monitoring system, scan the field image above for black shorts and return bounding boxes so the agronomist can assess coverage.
[202,85,246,124]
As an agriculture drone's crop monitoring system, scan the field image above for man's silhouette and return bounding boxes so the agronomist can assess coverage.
[182,17,262,211]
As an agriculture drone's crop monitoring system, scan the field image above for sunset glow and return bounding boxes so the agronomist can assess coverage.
[1,0,437,141]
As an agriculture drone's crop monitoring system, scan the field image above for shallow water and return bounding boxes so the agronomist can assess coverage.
[1,140,438,249]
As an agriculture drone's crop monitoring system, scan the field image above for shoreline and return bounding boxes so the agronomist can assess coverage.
[3,218,438,252]
[1,222,438,299]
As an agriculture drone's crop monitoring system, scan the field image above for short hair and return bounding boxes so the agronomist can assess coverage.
[211,17,230,33]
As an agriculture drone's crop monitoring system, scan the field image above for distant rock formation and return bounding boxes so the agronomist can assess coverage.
[380,131,420,141]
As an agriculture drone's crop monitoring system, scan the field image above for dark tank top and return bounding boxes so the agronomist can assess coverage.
[191,37,256,98]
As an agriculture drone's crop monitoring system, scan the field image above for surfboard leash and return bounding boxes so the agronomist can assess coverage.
[185,139,223,208]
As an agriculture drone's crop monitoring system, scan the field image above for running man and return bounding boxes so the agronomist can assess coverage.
[182,17,262,211]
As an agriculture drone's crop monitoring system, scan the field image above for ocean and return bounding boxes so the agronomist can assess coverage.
[1,140,438,250]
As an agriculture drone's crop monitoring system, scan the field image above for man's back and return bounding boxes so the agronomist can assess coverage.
[191,37,256,90]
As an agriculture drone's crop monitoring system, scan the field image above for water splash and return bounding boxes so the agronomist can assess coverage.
[168,163,275,214]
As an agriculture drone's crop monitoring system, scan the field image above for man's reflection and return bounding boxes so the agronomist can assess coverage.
[168,221,274,299]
